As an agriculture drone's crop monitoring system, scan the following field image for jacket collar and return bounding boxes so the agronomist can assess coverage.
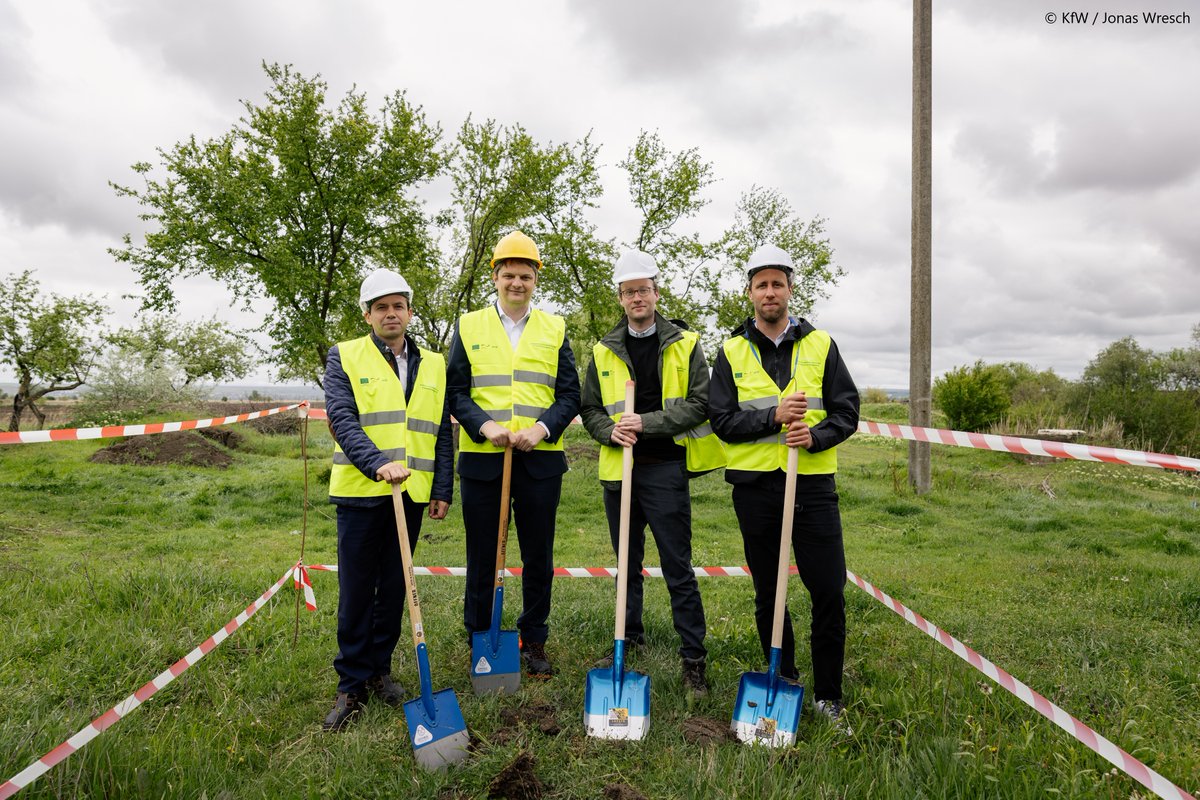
[601,311,684,350]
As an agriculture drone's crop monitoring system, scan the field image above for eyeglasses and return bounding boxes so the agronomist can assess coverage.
[619,287,654,299]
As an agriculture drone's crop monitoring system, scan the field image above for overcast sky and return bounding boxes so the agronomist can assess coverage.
[2,0,1197,390]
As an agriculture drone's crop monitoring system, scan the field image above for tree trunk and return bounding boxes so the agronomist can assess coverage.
[7,393,22,433]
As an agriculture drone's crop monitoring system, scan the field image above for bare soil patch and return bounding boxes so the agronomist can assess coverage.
[680,715,735,746]
[89,432,232,468]
[603,784,649,800]
[196,426,244,449]
[488,751,544,800]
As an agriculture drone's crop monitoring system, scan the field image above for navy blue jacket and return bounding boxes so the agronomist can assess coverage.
[446,309,581,481]
[325,332,455,507]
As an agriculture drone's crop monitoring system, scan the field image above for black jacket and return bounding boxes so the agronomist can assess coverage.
[709,316,859,487]
[325,332,455,506]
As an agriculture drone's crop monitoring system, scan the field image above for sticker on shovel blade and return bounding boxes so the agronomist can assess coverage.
[755,717,777,739]
[413,725,433,745]
[608,707,629,727]
[474,656,492,674]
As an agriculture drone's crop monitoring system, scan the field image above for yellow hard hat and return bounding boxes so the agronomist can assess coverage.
[490,230,542,270]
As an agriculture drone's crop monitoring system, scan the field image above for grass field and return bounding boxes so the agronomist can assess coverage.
[1,405,1197,799]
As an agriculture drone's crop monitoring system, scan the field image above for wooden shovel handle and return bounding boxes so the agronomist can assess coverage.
[392,484,424,650]
[770,446,800,651]
[614,381,635,642]
[493,446,513,585]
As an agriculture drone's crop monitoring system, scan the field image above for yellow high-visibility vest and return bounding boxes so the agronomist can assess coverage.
[457,307,565,454]
[592,330,726,479]
[720,329,837,474]
[329,335,446,502]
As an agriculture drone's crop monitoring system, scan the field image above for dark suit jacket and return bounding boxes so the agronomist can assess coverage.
[446,308,581,481]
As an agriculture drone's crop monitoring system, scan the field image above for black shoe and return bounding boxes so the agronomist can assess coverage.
[592,638,645,669]
[366,674,407,707]
[322,692,362,731]
[681,657,709,698]
[520,641,554,678]
[814,699,853,736]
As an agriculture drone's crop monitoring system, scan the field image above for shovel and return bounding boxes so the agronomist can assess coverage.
[470,446,521,694]
[585,381,650,740]
[732,445,804,747]
[392,484,470,770]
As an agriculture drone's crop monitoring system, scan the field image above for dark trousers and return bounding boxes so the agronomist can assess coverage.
[333,493,422,695]
[461,460,561,645]
[602,461,706,660]
[732,476,846,702]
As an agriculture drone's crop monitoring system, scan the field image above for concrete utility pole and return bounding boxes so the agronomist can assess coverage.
[909,0,933,493]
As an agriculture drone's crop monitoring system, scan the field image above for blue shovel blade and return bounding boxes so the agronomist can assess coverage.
[403,687,470,771]
[731,671,803,748]
[470,629,521,694]
[584,667,651,740]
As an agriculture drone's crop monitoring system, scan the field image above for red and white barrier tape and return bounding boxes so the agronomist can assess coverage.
[858,420,1200,472]
[292,564,316,611]
[304,564,797,578]
[0,403,305,446]
[847,569,1196,800]
[0,564,297,800]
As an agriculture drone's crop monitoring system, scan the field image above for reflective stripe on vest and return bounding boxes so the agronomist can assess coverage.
[721,329,837,474]
[457,307,566,454]
[592,330,726,480]
[329,336,446,502]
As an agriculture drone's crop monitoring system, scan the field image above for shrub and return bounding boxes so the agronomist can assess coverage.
[861,386,890,404]
[933,360,1010,432]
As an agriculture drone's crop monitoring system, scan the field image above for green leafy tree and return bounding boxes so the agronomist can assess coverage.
[615,133,841,357]
[106,315,256,390]
[0,270,108,431]
[933,360,1011,432]
[711,186,840,345]
[1158,323,1200,391]
[1068,334,1200,455]
[617,131,715,333]
[416,120,615,363]
[110,63,444,385]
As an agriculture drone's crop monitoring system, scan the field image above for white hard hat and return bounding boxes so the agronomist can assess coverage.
[359,268,412,312]
[744,244,794,280]
[612,250,658,286]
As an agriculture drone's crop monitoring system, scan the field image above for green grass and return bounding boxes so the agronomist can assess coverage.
[1,422,1198,799]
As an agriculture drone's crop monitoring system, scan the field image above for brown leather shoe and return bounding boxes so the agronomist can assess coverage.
[366,674,407,707]
[322,692,362,731]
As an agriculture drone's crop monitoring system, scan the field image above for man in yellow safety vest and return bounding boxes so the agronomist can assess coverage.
[580,250,725,698]
[321,267,454,731]
[446,231,581,677]
[709,244,860,732]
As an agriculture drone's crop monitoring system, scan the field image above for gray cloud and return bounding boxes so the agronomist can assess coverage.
[94,1,391,106]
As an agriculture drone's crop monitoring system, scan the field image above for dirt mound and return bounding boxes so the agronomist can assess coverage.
[247,412,303,435]
[196,426,243,449]
[603,784,649,800]
[488,751,544,800]
[89,432,232,468]
[681,715,735,746]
